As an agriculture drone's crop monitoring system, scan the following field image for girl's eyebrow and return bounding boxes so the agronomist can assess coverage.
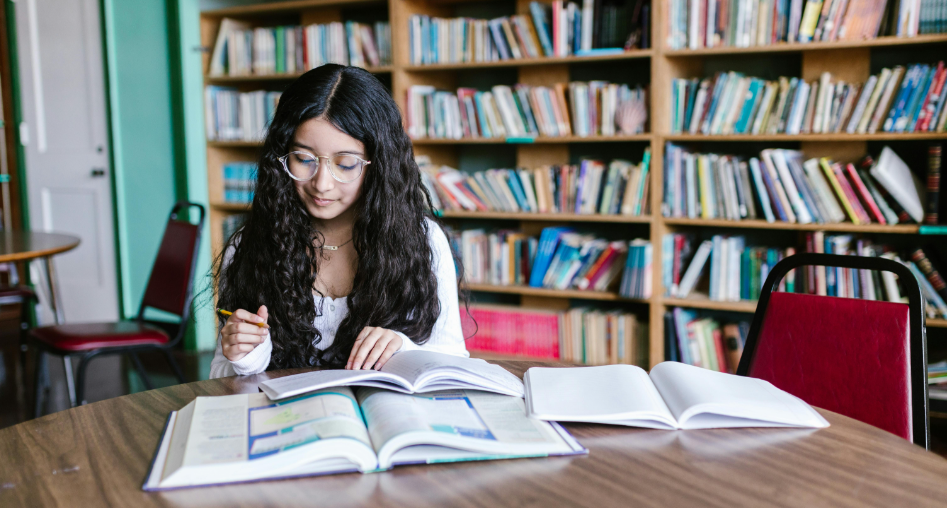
[290,142,364,156]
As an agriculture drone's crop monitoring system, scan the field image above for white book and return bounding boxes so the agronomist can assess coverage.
[846,74,876,133]
[525,363,830,430]
[145,386,584,490]
[880,253,903,302]
[802,157,846,223]
[676,240,713,298]
[262,351,525,400]
[210,18,252,76]
[870,146,926,223]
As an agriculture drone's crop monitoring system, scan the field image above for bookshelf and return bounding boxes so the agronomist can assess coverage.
[199,0,947,370]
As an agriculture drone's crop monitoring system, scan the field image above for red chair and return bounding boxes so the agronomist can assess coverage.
[736,253,928,449]
[31,202,204,414]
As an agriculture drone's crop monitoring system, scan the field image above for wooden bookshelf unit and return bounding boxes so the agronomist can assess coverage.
[200,0,947,369]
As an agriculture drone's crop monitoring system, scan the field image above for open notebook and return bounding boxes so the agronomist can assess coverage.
[525,362,830,430]
[144,387,585,490]
[259,350,525,400]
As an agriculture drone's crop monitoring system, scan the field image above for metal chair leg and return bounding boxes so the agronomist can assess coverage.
[75,354,91,406]
[161,348,186,383]
[33,350,47,418]
[62,355,77,408]
[128,352,154,390]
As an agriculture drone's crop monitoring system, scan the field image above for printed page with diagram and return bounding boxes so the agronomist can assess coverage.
[355,387,585,469]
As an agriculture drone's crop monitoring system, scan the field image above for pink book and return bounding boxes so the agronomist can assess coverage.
[844,163,886,224]
[831,163,872,224]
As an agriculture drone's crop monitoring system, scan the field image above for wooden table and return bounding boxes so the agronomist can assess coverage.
[1,361,946,507]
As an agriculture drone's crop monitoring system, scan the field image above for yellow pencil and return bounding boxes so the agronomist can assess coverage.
[217,308,270,329]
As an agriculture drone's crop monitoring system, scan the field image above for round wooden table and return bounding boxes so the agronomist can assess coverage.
[1,361,946,507]
[0,230,80,324]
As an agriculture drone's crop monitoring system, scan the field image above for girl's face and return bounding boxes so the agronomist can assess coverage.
[289,117,368,223]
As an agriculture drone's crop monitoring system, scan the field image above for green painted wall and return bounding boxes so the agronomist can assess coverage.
[101,0,179,321]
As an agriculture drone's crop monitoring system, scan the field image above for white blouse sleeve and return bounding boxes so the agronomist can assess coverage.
[209,241,275,378]
[396,219,469,357]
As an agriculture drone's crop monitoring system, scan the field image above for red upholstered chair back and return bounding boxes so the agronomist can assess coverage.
[737,253,928,449]
[139,203,205,323]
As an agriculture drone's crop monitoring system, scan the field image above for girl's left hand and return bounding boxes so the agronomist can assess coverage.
[347,326,403,370]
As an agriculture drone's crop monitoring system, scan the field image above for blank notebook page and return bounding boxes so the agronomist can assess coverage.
[527,365,671,419]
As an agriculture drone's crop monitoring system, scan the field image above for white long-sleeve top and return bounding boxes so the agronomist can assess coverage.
[210,218,469,378]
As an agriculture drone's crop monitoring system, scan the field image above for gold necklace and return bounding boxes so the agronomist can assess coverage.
[319,238,353,251]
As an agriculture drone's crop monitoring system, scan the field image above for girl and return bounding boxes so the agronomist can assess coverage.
[210,64,468,378]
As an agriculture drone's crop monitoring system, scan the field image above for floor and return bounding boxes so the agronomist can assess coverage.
[1,314,947,458]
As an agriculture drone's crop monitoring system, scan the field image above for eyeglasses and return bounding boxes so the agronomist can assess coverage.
[278,151,370,183]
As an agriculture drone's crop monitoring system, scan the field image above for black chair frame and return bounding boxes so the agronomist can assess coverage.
[735,253,929,449]
[32,202,205,413]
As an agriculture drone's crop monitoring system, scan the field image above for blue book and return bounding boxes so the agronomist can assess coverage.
[905,66,935,132]
[884,65,919,132]
[825,237,836,296]
[473,93,492,138]
[575,48,626,56]
[672,308,697,366]
[504,170,531,211]
[682,79,699,133]
[529,2,555,56]
[709,235,723,300]
[574,161,589,213]
[487,19,511,60]
[529,227,572,287]
[733,80,761,134]
[702,73,730,133]
[758,159,788,222]
[573,9,582,54]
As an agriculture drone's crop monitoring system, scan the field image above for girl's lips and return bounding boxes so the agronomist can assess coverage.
[312,197,335,206]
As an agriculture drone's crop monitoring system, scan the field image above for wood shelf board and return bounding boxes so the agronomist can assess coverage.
[929,319,947,329]
[661,218,920,234]
[201,0,384,17]
[466,283,649,303]
[403,51,653,71]
[661,295,758,313]
[211,201,252,212]
[411,134,652,145]
[204,67,392,83]
[662,34,947,56]
[440,211,651,223]
[664,133,947,142]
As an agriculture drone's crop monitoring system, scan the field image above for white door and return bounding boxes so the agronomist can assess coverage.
[15,0,119,323]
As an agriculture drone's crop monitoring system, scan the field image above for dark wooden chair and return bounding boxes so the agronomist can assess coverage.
[30,202,204,414]
[736,253,928,449]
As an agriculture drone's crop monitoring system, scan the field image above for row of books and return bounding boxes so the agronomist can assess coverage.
[405,81,647,140]
[459,304,647,365]
[209,18,391,76]
[931,360,947,402]
[666,0,945,50]
[205,88,281,142]
[663,232,797,301]
[222,162,257,204]
[559,307,647,365]
[408,0,649,65]
[662,144,928,225]
[419,154,651,216]
[670,63,947,136]
[664,229,947,318]
[665,309,747,374]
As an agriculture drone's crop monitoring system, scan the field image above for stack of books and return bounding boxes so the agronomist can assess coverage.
[406,81,647,140]
[530,227,636,293]
[665,309,747,374]
[209,18,391,76]
[408,0,649,65]
[205,88,281,142]
[670,63,947,135]
[666,0,945,50]
[663,233,795,301]
[461,305,560,359]
[931,360,947,401]
[221,214,247,243]
[222,162,257,204]
[662,144,928,224]
[420,152,650,216]
[559,307,646,365]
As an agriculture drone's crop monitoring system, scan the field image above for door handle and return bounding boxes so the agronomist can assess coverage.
[91,168,106,177]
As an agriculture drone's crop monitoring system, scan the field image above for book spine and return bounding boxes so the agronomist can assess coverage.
[927,143,942,225]
[911,248,947,302]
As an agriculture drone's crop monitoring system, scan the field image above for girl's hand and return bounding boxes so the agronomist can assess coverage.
[347,326,403,370]
[221,306,269,362]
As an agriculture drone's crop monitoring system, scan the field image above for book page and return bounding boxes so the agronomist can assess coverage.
[259,369,411,400]
[181,394,250,467]
[382,351,525,396]
[525,365,676,429]
[649,362,829,429]
[247,388,370,459]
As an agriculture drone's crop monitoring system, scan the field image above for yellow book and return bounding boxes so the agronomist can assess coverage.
[818,158,862,224]
[799,0,824,41]
[698,156,713,218]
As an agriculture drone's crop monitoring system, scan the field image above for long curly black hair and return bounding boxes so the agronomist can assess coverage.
[215,64,459,369]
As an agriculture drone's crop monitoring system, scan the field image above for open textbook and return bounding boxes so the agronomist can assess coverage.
[144,387,585,490]
[260,351,525,400]
[525,362,829,430]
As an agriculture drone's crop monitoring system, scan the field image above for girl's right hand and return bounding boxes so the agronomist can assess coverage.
[221,306,269,362]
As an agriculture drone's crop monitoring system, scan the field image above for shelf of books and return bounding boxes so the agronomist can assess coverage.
[200,0,947,374]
